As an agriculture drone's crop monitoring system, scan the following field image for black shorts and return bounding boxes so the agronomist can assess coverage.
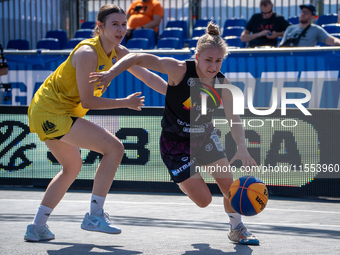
[53,117,78,140]
[160,128,227,183]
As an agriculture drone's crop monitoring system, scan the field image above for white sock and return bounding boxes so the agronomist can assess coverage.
[32,205,53,228]
[227,212,242,229]
[90,194,106,215]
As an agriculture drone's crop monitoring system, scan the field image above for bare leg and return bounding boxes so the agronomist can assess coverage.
[207,157,236,213]
[41,140,82,208]
[60,117,124,197]
[41,117,124,208]
[178,173,212,208]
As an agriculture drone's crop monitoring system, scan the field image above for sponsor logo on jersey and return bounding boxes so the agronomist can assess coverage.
[42,120,58,135]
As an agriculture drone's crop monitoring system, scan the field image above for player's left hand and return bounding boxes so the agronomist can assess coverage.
[89,71,114,94]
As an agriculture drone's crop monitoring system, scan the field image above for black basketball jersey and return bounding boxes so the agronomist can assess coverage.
[161,60,225,140]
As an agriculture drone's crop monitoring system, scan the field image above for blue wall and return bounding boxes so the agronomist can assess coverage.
[2,48,340,108]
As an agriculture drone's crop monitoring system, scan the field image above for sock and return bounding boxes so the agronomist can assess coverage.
[227,212,242,229]
[90,194,106,215]
[32,205,53,228]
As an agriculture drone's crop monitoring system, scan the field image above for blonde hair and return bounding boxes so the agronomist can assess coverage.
[93,4,125,37]
[196,21,229,58]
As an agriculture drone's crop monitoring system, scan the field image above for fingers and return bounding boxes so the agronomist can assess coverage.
[229,156,236,165]
[89,73,102,84]
[101,85,107,94]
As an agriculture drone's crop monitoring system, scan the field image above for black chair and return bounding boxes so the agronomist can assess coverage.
[222,26,244,37]
[223,18,247,29]
[322,23,340,34]
[7,39,30,50]
[160,28,184,48]
[192,27,206,38]
[36,38,60,50]
[126,38,149,50]
[65,38,86,49]
[317,14,338,26]
[188,37,200,50]
[288,16,299,25]
[157,38,181,49]
[81,21,96,29]
[166,20,188,39]
[74,29,94,39]
[45,30,68,49]
[224,36,245,48]
[132,29,156,49]
[194,19,216,29]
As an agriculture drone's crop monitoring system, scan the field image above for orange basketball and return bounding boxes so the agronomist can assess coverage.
[228,175,269,216]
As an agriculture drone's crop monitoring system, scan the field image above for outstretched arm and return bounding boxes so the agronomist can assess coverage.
[89,52,184,93]
[127,65,167,95]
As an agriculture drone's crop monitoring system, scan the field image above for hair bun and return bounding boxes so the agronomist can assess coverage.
[206,22,220,36]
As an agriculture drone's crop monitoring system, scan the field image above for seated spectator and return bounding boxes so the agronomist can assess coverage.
[241,0,290,47]
[279,4,340,47]
[0,44,8,76]
[125,0,164,42]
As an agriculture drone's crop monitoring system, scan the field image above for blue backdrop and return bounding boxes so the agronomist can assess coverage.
[2,49,340,108]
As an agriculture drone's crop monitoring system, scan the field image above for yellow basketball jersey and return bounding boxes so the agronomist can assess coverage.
[30,36,118,117]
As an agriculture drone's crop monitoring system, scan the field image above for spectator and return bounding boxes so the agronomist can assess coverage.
[125,0,164,42]
[240,0,290,47]
[279,4,340,47]
[0,44,8,76]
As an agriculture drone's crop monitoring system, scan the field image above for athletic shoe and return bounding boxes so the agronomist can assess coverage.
[24,224,55,242]
[81,209,121,234]
[228,223,259,245]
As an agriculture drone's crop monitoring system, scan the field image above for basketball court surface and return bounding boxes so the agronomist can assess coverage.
[0,188,339,254]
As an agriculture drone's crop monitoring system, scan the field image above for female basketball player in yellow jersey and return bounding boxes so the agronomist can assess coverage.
[24,4,167,242]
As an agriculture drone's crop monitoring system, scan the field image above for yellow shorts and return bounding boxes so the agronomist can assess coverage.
[28,103,78,142]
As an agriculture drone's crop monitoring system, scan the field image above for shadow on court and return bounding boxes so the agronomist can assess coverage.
[45,243,142,254]
[182,243,253,255]
[0,189,339,254]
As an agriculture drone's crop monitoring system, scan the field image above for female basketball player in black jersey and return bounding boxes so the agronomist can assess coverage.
[90,22,260,245]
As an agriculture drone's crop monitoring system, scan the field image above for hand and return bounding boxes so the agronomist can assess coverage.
[258,29,271,37]
[229,146,257,172]
[126,92,145,111]
[266,31,277,39]
[89,70,114,94]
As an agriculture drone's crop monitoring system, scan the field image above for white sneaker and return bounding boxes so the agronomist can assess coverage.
[228,223,259,245]
[24,224,55,242]
[81,209,121,234]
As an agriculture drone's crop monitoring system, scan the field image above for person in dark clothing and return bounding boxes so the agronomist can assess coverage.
[241,0,290,47]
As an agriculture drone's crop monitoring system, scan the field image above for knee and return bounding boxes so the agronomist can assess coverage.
[103,137,124,158]
[74,157,83,173]
[62,158,82,177]
[195,195,212,208]
[219,178,235,196]
[114,140,124,159]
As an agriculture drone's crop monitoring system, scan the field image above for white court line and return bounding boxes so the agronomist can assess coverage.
[244,222,340,228]
[2,198,340,214]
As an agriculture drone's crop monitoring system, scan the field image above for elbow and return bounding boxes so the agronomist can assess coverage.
[80,101,91,109]
[126,52,141,67]
[240,34,247,42]
[80,97,94,109]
